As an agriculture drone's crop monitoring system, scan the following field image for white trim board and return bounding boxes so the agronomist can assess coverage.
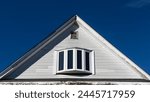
[0,15,149,80]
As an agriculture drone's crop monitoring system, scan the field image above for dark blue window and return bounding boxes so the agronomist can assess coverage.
[59,51,64,71]
[68,50,73,69]
[77,50,82,69]
[85,52,90,71]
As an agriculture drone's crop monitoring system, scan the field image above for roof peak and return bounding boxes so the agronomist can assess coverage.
[70,15,81,21]
[74,15,80,19]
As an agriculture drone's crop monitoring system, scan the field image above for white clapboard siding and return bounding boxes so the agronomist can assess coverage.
[14,26,143,79]
[1,15,149,80]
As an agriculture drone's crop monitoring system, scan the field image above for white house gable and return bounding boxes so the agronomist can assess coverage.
[0,15,150,80]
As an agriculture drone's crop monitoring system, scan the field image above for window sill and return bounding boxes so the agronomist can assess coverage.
[56,70,92,75]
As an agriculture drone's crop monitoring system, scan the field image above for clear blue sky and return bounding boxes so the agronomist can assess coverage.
[0,0,150,74]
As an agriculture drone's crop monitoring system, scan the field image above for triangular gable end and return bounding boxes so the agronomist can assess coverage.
[76,16,150,80]
[0,15,150,81]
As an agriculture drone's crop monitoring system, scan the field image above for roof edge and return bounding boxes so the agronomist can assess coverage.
[75,16,150,80]
[1,78,150,82]
[1,15,150,80]
[0,15,78,79]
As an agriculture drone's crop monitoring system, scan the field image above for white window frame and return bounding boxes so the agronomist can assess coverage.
[55,48,95,75]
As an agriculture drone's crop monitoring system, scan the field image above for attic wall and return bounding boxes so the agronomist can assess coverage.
[6,26,143,79]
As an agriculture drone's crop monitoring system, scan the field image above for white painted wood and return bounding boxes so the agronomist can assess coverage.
[82,50,85,71]
[11,26,147,79]
[53,51,57,74]
[64,50,67,71]
[1,15,149,80]
[91,51,95,75]
[73,49,76,70]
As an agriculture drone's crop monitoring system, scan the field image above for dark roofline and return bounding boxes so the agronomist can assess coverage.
[1,15,150,80]
[0,15,78,78]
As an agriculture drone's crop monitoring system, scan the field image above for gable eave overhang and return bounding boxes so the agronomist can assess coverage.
[75,16,150,80]
[0,15,79,79]
[1,15,150,80]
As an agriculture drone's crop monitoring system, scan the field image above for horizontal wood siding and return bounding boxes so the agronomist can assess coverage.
[13,26,142,79]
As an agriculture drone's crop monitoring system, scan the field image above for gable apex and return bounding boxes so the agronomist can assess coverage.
[72,16,150,80]
[0,15,150,81]
[75,16,150,80]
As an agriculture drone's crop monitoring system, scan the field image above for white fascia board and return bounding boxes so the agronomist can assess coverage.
[75,15,150,80]
[0,16,77,79]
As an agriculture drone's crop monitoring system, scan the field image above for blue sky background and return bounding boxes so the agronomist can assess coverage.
[0,0,150,74]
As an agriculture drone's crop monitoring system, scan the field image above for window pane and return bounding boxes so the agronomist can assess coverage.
[68,50,73,69]
[59,51,64,71]
[85,52,90,71]
[77,50,82,69]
